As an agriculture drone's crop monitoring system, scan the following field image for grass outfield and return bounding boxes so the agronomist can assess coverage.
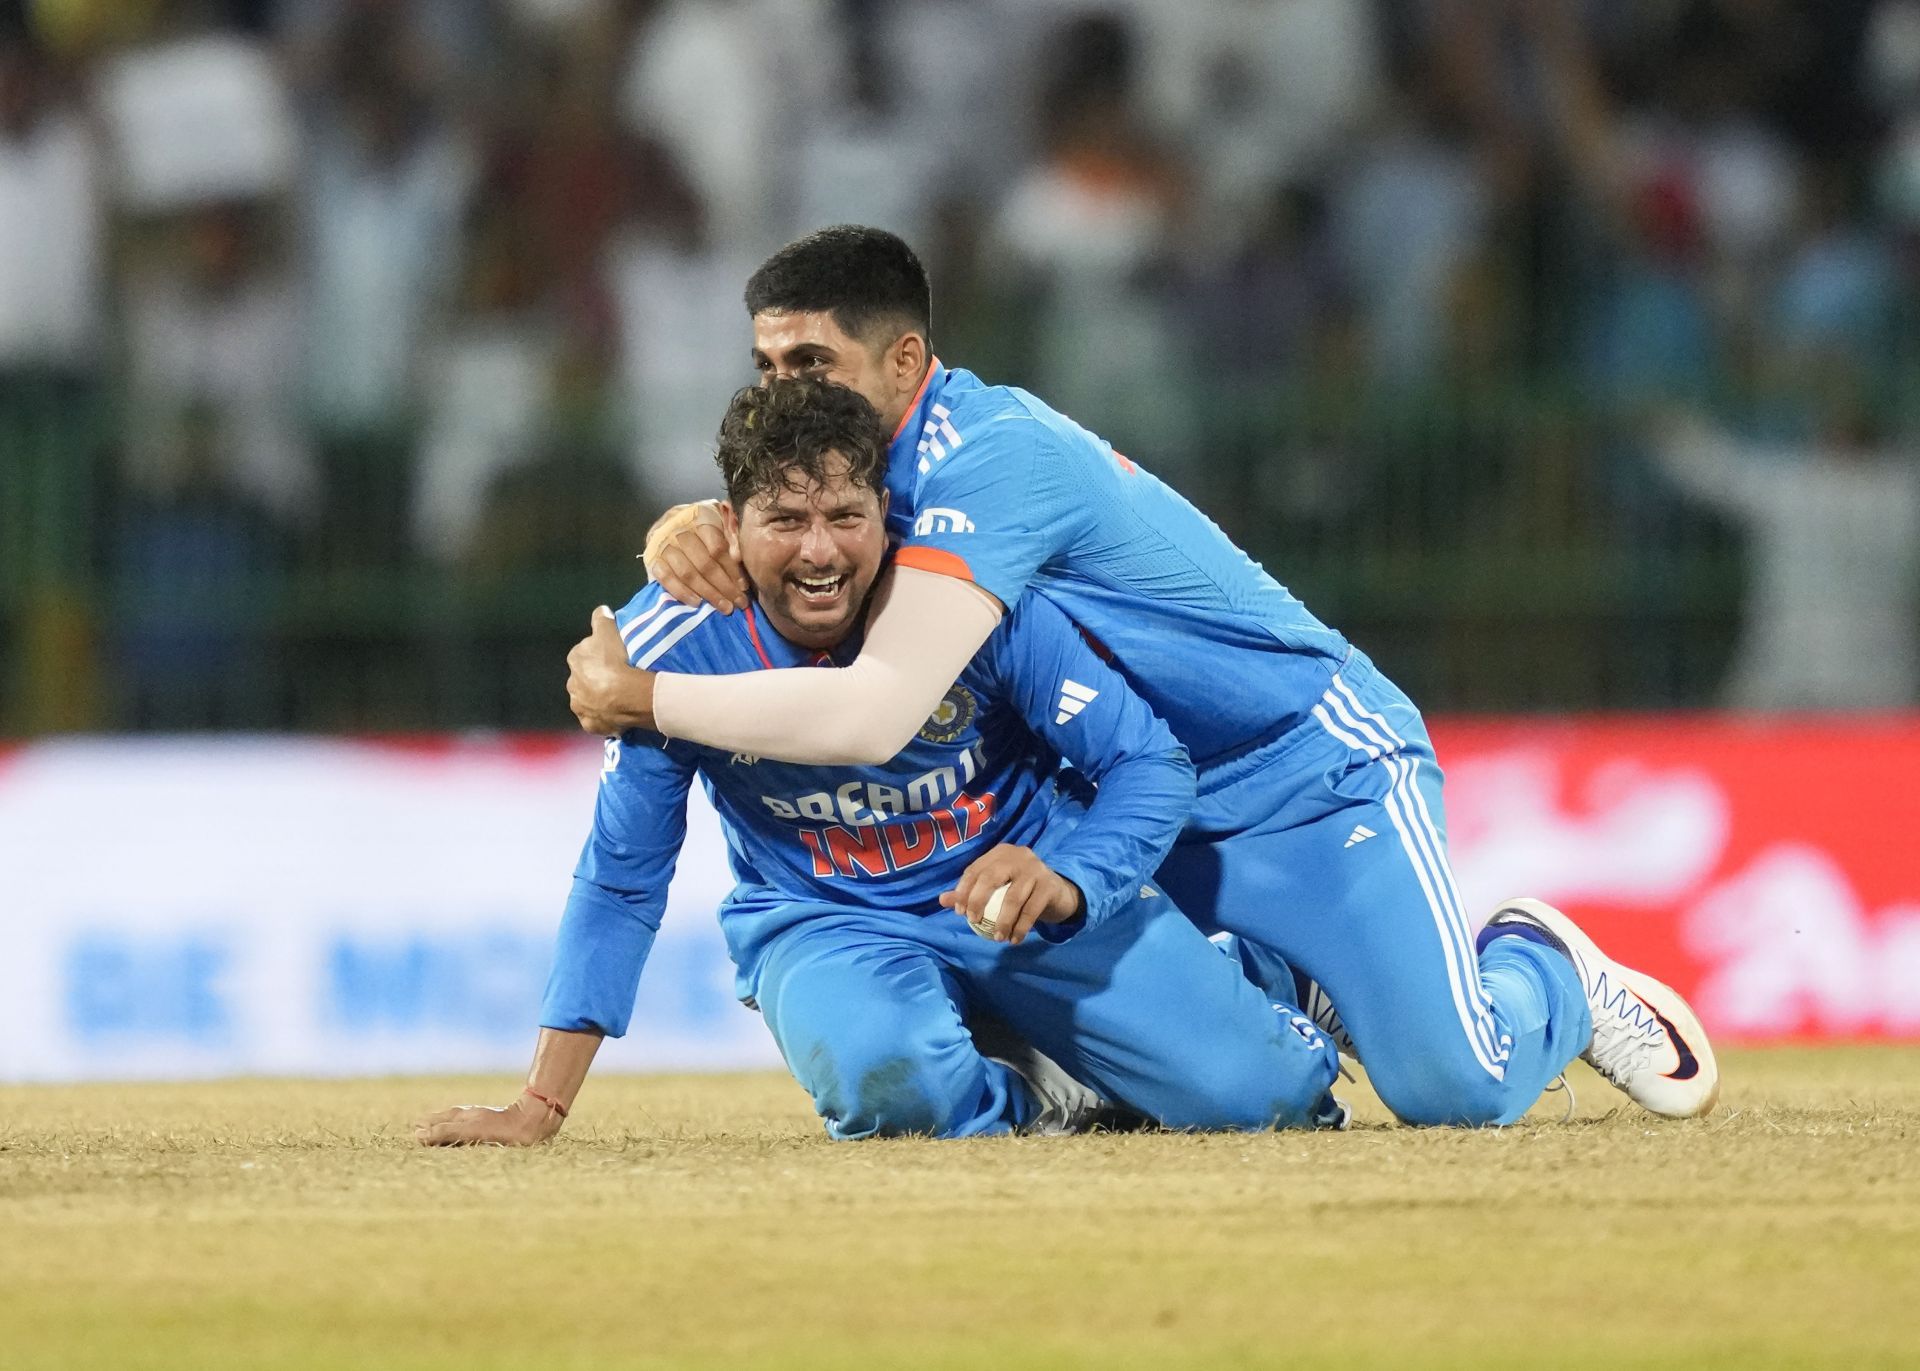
[3,1048,1917,1370]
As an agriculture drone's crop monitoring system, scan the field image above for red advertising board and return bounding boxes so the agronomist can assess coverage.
[1430,714,1920,1043]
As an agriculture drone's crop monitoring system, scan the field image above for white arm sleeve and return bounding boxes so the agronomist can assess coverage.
[650,566,1005,765]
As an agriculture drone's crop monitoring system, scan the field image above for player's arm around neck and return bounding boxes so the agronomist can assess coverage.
[647,566,1001,764]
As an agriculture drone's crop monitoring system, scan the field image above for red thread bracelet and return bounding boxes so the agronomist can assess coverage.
[523,1087,568,1118]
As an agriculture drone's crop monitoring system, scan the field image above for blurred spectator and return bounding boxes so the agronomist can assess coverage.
[1330,83,1491,383]
[1653,389,1920,712]
[295,2,475,569]
[96,25,296,213]
[455,334,649,725]
[620,0,830,256]
[989,13,1198,480]
[826,0,1047,212]
[1125,0,1381,245]
[1769,164,1895,361]
[0,24,108,731]
[114,398,292,728]
[0,30,105,396]
[607,226,758,507]
[1183,183,1349,388]
[121,203,312,523]
[786,0,937,250]
[1576,165,1717,407]
[6,0,1920,730]
[413,188,555,564]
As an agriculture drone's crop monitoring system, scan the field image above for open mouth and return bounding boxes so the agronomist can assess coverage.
[791,573,848,604]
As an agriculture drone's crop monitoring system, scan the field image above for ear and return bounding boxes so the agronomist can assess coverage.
[879,488,891,523]
[891,332,927,392]
[721,500,740,541]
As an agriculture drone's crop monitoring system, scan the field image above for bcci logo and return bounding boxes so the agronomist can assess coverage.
[918,686,978,744]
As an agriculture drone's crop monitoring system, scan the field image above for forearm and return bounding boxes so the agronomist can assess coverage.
[526,1026,604,1113]
[652,568,1002,764]
[1034,748,1196,925]
[540,876,664,1037]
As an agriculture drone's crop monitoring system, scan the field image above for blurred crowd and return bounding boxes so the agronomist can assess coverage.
[1,0,1917,731]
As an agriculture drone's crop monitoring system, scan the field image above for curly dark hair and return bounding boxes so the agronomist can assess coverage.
[714,378,889,510]
[744,225,932,349]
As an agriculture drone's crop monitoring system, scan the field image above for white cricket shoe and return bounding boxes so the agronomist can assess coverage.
[1485,898,1720,1118]
[1296,976,1360,1065]
[987,1042,1109,1135]
[971,1014,1114,1134]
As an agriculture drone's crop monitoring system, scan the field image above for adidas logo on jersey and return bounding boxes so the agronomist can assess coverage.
[1344,824,1377,848]
[1054,679,1099,725]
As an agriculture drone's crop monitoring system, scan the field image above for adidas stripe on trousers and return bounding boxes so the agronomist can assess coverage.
[1155,649,1592,1126]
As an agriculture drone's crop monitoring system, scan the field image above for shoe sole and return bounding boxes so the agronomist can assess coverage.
[1494,898,1721,1119]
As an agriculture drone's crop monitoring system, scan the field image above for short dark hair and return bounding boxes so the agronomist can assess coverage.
[744,225,932,349]
[715,378,889,510]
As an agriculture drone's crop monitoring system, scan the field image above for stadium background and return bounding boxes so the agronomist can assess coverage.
[2,0,1917,1074]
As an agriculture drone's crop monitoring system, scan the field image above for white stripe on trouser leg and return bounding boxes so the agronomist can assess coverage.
[1315,695,1506,1079]
[1321,685,1507,1070]
[1329,676,1509,1058]
[1313,699,1500,1076]
[1324,681,1496,1040]
[1331,677,1479,940]
[1320,691,1483,1008]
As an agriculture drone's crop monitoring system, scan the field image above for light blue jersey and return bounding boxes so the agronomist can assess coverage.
[541,576,1195,1037]
[884,361,1591,1128]
[889,363,1351,771]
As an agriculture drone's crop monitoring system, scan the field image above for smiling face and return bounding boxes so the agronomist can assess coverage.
[728,455,888,650]
[751,309,927,436]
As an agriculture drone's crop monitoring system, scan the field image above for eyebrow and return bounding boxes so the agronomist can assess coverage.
[752,343,839,362]
[756,495,872,518]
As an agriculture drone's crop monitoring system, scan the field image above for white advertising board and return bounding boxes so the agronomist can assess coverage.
[0,737,782,1082]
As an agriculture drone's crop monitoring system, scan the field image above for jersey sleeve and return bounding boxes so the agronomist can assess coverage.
[614,588,723,671]
[538,730,697,1037]
[896,416,1074,608]
[981,596,1195,926]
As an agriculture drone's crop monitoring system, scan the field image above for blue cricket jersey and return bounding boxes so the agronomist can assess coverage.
[888,363,1351,773]
[540,579,1195,1037]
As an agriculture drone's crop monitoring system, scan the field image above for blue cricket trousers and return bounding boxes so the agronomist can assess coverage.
[1156,651,1592,1126]
[741,886,1340,1140]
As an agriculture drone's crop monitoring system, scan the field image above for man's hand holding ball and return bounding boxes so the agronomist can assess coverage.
[939,844,1085,945]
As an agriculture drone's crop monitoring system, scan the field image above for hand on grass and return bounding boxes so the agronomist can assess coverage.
[414,1092,564,1147]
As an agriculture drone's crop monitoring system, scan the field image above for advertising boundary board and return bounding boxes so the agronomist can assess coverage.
[2,716,1914,1081]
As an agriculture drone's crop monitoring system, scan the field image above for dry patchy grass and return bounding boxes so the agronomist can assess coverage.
[2,1048,1917,1370]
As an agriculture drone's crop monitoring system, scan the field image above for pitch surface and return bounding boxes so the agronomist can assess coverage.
[4,1048,1916,1369]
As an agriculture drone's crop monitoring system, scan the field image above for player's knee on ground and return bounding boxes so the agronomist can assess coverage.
[800,1043,984,1140]
[1146,1028,1338,1132]
[1364,1049,1511,1128]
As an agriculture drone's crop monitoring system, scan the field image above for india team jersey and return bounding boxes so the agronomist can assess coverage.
[541,577,1193,1037]
[887,363,1352,769]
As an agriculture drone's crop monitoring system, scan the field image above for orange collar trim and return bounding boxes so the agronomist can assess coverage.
[889,357,943,444]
